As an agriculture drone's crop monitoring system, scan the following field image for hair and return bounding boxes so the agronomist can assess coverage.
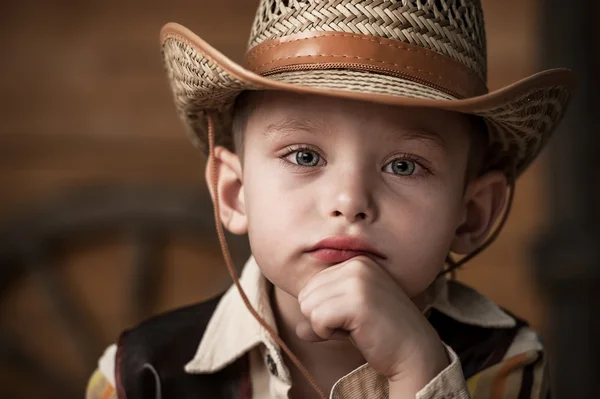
[230,91,489,181]
[464,115,489,181]
[231,91,258,155]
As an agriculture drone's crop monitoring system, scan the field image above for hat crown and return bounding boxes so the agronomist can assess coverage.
[249,0,487,81]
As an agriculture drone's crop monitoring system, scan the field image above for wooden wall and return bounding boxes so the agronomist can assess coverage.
[0,0,552,396]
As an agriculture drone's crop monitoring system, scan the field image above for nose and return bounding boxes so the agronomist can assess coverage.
[327,169,377,223]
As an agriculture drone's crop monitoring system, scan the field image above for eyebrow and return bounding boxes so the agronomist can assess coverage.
[263,117,328,139]
[263,116,448,151]
[398,128,448,152]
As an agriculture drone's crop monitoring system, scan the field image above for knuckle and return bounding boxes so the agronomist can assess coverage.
[311,307,327,325]
[355,301,369,316]
[310,311,330,336]
[299,300,308,315]
[348,258,365,272]
[350,275,367,294]
[350,259,371,277]
[299,298,313,316]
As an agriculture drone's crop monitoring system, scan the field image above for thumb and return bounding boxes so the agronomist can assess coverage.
[296,320,350,342]
[296,320,324,342]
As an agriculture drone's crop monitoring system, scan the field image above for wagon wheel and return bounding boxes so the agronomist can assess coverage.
[0,185,250,399]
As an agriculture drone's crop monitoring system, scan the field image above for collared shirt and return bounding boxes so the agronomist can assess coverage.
[87,257,548,399]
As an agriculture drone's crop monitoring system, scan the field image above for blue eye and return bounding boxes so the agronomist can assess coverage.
[296,150,319,166]
[385,159,416,175]
[290,150,321,166]
[281,146,325,169]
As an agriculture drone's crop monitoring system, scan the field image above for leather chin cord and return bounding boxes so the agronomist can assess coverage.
[206,110,517,398]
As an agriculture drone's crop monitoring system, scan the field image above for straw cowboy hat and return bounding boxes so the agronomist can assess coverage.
[160,0,574,177]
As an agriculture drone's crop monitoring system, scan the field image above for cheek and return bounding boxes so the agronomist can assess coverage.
[383,187,462,297]
[243,156,320,233]
[242,165,317,294]
[245,172,311,240]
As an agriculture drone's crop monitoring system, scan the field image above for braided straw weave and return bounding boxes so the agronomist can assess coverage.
[161,0,573,176]
[249,0,487,81]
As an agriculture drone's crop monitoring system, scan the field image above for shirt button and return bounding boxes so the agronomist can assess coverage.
[265,354,278,377]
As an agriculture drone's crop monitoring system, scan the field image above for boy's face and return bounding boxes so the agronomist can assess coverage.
[212,91,503,300]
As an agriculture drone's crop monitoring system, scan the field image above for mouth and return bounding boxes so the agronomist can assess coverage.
[306,236,386,264]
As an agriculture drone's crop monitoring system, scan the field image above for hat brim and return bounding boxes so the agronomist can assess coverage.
[160,22,575,177]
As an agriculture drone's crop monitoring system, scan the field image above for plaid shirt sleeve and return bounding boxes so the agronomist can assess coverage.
[86,369,117,399]
[465,348,549,398]
[422,328,549,399]
[414,324,550,399]
[332,337,549,399]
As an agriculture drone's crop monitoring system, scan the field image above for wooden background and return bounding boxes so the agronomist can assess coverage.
[0,0,554,396]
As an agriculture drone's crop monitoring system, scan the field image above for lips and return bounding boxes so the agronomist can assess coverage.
[306,236,386,263]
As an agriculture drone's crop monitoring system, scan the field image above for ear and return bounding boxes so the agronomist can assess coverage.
[451,171,508,254]
[205,146,247,235]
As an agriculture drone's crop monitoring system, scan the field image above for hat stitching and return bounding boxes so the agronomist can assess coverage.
[246,32,480,78]
[256,54,466,93]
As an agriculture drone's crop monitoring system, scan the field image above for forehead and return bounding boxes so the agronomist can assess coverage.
[239,91,472,147]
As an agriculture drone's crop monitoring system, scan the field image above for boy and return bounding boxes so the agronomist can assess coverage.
[87,0,573,398]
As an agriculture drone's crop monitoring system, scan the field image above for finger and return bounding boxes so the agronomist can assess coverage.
[304,298,356,341]
[299,281,346,312]
[330,329,351,341]
[296,320,323,342]
[299,256,379,302]
[298,263,345,302]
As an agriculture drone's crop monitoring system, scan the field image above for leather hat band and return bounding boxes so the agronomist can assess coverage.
[244,31,488,99]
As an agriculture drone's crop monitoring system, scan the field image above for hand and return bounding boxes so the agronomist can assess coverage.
[297,256,449,395]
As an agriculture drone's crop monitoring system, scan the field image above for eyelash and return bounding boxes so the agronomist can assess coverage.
[278,145,326,171]
[278,146,433,178]
[384,153,433,179]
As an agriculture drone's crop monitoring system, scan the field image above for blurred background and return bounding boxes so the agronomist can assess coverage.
[0,0,595,398]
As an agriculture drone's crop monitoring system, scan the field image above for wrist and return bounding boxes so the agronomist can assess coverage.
[388,340,449,397]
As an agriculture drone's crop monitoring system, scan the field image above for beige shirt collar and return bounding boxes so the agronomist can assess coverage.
[184,256,515,375]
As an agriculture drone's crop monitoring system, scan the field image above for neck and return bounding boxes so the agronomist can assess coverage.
[271,286,366,398]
